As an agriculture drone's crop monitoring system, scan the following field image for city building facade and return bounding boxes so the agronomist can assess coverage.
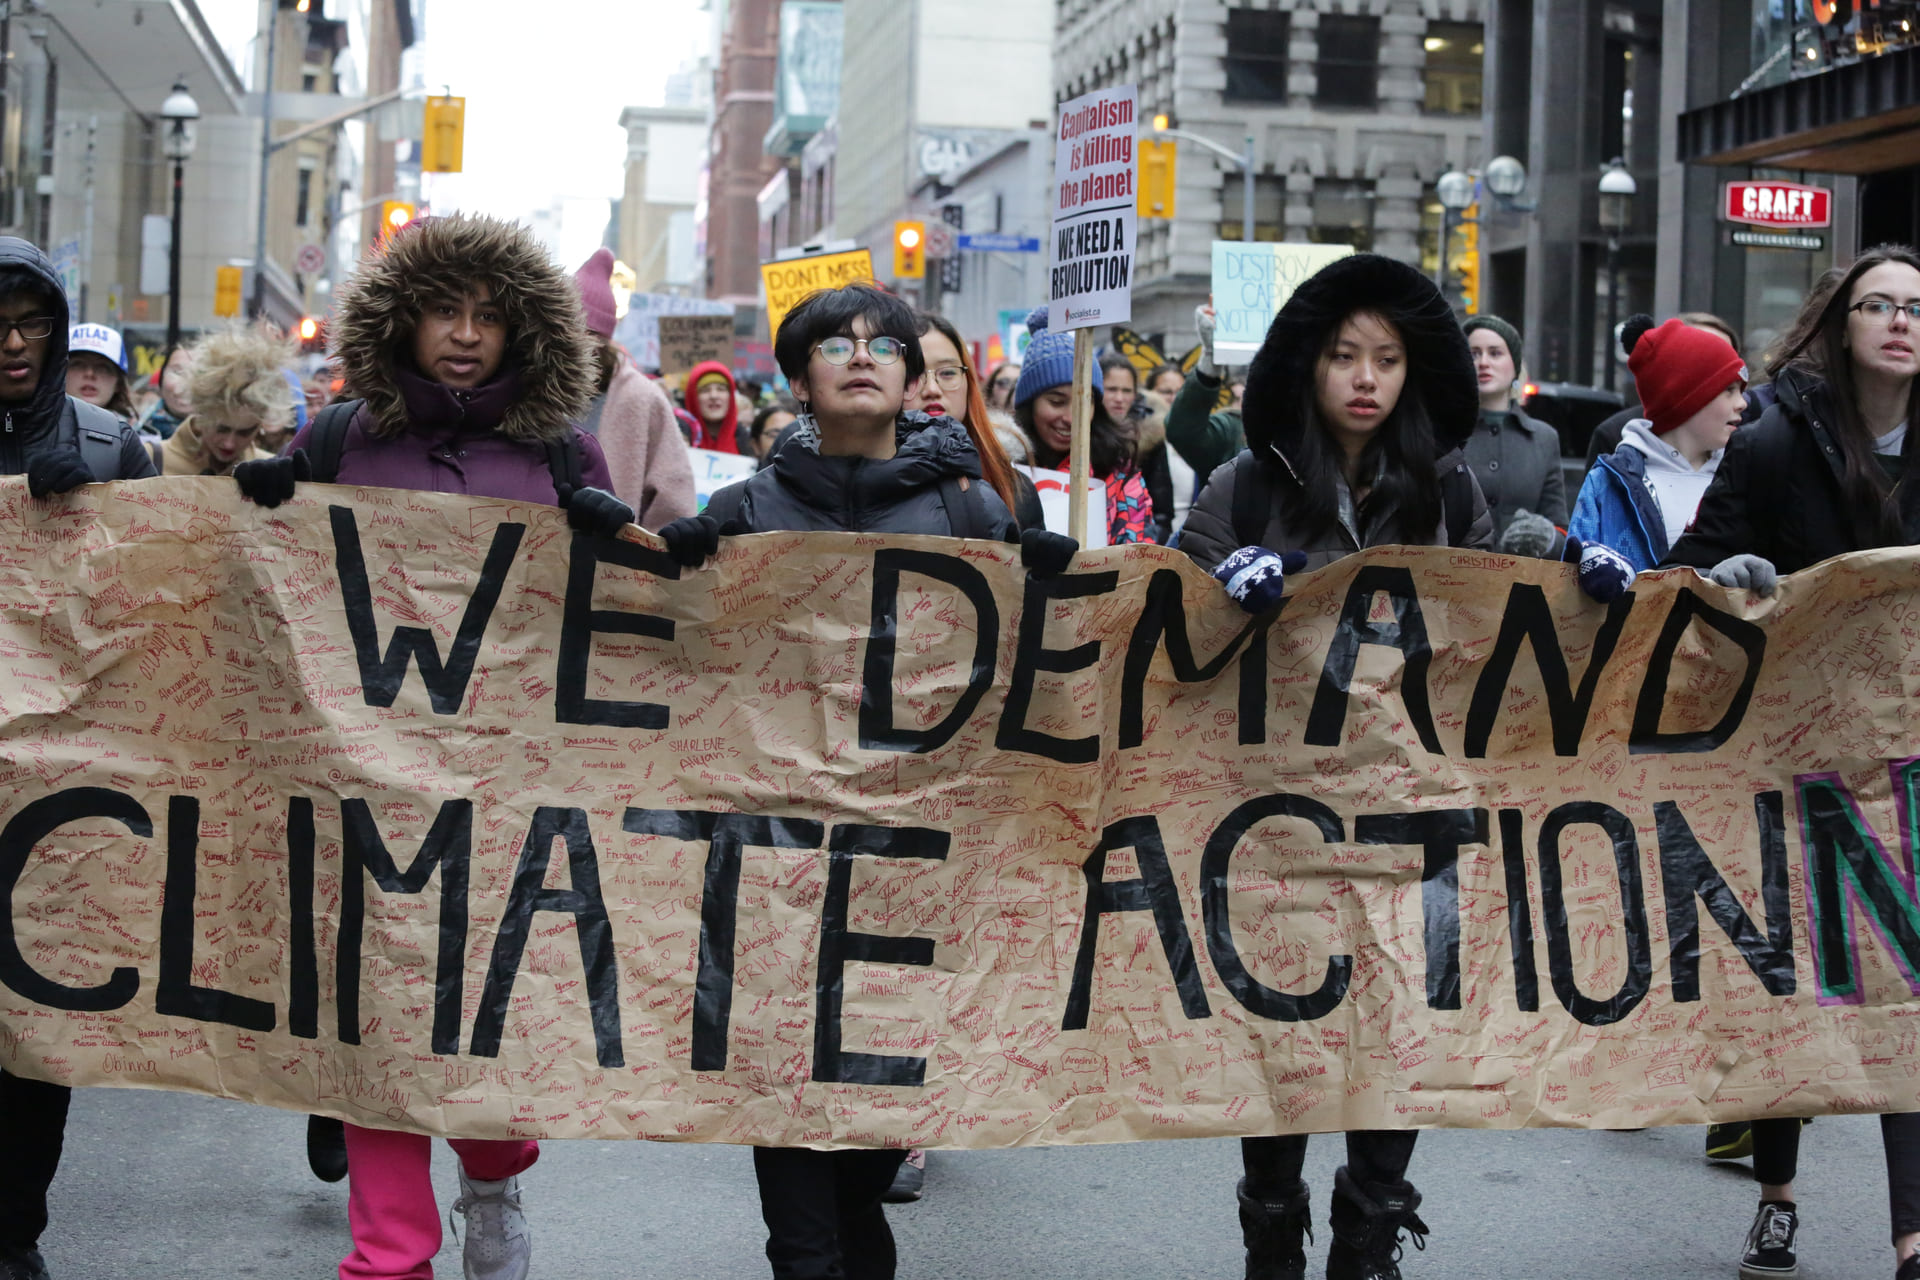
[1056,0,1485,350]
[620,105,707,293]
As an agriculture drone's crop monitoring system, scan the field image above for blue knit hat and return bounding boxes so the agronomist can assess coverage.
[1013,306,1102,407]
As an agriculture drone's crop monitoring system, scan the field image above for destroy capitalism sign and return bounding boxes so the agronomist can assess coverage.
[2,478,1919,1147]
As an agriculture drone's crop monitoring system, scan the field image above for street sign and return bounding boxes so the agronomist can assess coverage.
[1722,181,1832,230]
[295,243,326,275]
[924,221,957,258]
[1049,82,1138,332]
[957,233,1041,254]
[1730,228,1826,252]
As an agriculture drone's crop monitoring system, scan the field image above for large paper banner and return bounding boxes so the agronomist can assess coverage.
[2,479,1919,1150]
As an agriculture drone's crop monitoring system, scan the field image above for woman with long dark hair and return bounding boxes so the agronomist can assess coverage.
[1666,244,1920,1280]
[1181,254,1631,1280]
[1013,308,1155,544]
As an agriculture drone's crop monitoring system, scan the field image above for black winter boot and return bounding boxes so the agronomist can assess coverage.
[1326,1166,1429,1280]
[1237,1177,1312,1280]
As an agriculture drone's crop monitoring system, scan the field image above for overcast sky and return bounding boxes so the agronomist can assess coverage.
[204,0,711,264]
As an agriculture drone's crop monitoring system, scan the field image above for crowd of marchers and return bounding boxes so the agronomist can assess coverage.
[0,216,1913,1280]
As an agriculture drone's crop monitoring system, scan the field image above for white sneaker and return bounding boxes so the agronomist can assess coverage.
[450,1170,531,1280]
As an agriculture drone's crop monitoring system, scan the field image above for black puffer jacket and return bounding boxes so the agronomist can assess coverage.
[1179,253,1493,571]
[1665,366,1920,575]
[711,410,1018,539]
[0,238,153,481]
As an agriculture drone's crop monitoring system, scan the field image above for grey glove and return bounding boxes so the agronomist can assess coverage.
[1707,553,1778,597]
[1497,509,1557,559]
[1194,303,1217,378]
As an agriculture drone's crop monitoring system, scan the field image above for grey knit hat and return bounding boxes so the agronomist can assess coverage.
[1463,314,1523,370]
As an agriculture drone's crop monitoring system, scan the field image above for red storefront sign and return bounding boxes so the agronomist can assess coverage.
[1722,181,1832,229]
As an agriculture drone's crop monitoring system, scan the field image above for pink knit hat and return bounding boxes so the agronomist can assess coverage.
[575,247,618,338]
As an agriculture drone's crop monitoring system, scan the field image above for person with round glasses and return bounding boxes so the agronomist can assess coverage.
[903,310,1034,527]
[651,281,1050,1280]
[1667,243,1920,1280]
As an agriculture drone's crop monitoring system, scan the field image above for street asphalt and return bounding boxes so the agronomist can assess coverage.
[42,1085,1893,1278]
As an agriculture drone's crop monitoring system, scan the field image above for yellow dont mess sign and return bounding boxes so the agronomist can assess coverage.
[761,249,876,339]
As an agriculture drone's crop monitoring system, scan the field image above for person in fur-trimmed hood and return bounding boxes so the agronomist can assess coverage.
[231,213,634,1280]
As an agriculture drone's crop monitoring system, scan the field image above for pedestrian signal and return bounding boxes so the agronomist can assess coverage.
[213,265,243,318]
[380,201,417,241]
[1138,139,1176,218]
[893,221,926,280]
[422,96,465,174]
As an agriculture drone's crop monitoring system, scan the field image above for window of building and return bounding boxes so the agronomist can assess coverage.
[295,165,314,228]
[1316,15,1380,108]
[1224,8,1292,102]
[1423,22,1483,115]
[1216,173,1288,242]
[1309,179,1375,251]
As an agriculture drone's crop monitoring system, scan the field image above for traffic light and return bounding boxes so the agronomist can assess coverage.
[296,316,325,353]
[1451,203,1480,315]
[422,96,465,174]
[213,265,243,318]
[1138,138,1177,219]
[893,221,926,280]
[380,201,417,242]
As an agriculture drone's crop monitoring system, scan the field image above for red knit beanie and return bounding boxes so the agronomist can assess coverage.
[1623,315,1747,436]
[574,247,618,339]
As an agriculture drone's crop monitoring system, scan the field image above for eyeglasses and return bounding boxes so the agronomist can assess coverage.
[0,317,56,342]
[926,365,968,391]
[813,335,903,366]
[1850,299,1920,324]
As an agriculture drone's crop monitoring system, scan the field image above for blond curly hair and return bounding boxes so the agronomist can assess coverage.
[186,324,297,430]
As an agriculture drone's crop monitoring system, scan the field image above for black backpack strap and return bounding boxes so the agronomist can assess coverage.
[1228,450,1274,547]
[67,399,132,481]
[543,434,584,499]
[305,399,363,483]
[938,474,991,540]
[702,479,748,532]
[1441,459,1476,547]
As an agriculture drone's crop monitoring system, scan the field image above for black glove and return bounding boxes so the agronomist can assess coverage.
[658,514,722,567]
[26,448,95,498]
[233,449,311,508]
[1020,528,1078,576]
[565,486,635,538]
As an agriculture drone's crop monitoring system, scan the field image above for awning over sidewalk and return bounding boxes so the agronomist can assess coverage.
[1678,46,1920,173]
[38,0,246,119]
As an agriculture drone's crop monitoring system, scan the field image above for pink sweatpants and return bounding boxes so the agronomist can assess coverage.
[338,1123,540,1280]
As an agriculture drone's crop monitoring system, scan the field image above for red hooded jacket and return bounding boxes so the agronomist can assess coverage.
[686,360,739,453]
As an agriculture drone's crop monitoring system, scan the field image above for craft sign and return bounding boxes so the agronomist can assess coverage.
[1722,181,1832,230]
[657,315,737,376]
[2,478,1920,1150]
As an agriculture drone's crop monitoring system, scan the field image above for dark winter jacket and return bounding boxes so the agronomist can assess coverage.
[288,214,612,503]
[710,411,1017,539]
[1180,253,1494,571]
[1665,367,1920,576]
[1464,406,1566,534]
[1165,368,1243,479]
[0,238,154,482]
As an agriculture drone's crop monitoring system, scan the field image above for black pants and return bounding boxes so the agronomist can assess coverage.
[1241,1131,1419,1198]
[1753,1112,1920,1242]
[0,1070,70,1251]
[752,1146,907,1280]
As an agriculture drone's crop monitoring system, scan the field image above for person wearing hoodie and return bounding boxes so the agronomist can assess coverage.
[573,248,696,527]
[1013,308,1155,544]
[1568,315,1747,572]
[686,360,741,453]
[0,236,155,1280]
[653,282,1055,1280]
[150,324,290,476]
[1179,254,1634,1280]
[1459,315,1568,556]
[232,213,630,1280]
[1663,245,1920,1280]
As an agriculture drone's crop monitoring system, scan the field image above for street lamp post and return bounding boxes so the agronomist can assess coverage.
[160,82,200,355]
[1150,116,1257,241]
[1597,157,1637,394]
[1435,168,1476,296]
